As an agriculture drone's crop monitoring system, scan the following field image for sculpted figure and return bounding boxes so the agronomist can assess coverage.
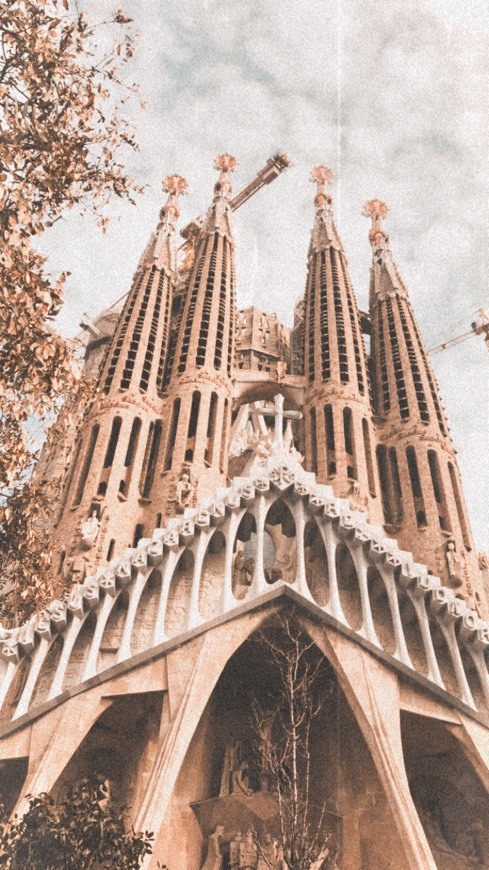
[177,472,195,509]
[276,359,287,382]
[230,831,244,870]
[445,539,464,588]
[81,510,100,548]
[258,832,278,869]
[239,828,258,869]
[201,824,225,870]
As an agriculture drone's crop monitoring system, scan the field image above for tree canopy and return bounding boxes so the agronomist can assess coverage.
[0,0,141,622]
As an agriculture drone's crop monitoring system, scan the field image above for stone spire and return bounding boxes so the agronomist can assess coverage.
[52,174,187,577]
[100,174,187,399]
[156,156,238,512]
[365,201,484,608]
[303,167,382,523]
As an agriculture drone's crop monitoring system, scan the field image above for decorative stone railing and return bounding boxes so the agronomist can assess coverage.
[1,452,488,727]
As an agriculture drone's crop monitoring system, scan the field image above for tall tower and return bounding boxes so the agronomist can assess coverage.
[155,155,237,513]
[303,167,382,523]
[53,175,187,579]
[364,199,485,611]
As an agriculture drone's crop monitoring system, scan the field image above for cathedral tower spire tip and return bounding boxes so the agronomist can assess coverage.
[160,174,188,231]
[362,198,389,250]
[213,153,237,200]
[310,165,334,210]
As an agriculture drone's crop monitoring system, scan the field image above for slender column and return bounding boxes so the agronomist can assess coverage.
[377,564,412,666]
[187,532,210,630]
[251,495,268,595]
[152,550,180,646]
[117,570,150,663]
[220,510,243,612]
[349,544,379,645]
[0,661,18,711]
[319,522,346,623]
[14,637,50,718]
[408,593,443,686]
[49,614,85,697]
[293,498,310,598]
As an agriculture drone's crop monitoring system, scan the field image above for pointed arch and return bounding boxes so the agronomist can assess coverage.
[131,568,163,656]
[199,530,226,620]
[165,549,194,637]
[335,542,362,631]
[264,498,297,584]
[232,511,257,600]
[31,635,64,708]
[367,567,396,655]
[304,517,329,605]
[63,613,97,691]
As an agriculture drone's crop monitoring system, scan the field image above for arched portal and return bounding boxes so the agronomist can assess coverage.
[401,713,489,868]
[158,617,409,870]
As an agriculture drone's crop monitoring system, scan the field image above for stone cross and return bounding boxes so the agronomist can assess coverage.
[255,393,302,448]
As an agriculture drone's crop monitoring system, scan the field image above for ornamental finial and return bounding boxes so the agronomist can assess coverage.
[160,174,188,230]
[362,199,389,245]
[213,153,237,199]
[310,165,334,210]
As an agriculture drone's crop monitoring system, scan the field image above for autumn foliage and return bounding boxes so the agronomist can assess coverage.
[0,0,141,623]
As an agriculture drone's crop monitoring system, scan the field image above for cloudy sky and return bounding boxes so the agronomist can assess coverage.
[44,0,488,550]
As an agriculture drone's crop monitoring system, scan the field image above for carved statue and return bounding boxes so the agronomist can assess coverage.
[219,740,253,797]
[239,828,258,869]
[276,359,287,382]
[81,510,100,549]
[257,832,278,869]
[230,831,244,870]
[445,539,464,589]
[201,824,225,870]
[177,472,195,509]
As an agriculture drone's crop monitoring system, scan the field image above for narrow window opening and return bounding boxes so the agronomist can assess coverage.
[428,450,451,532]
[362,418,376,497]
[448,462,471,550]
[406,446,426,528]
[324,404,336,475]
[73,424,100,506]
[309,407,318,474]
[164,398,181,471]
[205,392,218,464]
[107,539,115,561]
[343,407,357,479]
[133,524,144,548]
[141,421,162,499]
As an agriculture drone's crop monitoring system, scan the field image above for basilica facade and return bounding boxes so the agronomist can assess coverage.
[0,155,488,868]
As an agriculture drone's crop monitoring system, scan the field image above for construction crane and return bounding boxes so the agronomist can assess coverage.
[428,309,489,355]
[179,151,290,241]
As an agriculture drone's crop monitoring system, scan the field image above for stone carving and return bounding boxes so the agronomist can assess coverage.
[257,832,279,869]
[233,550,254,594]
[445,539,465,589]
[177,472,195,510]
[239,828,258,869]
[230,831,244,869]
[220,740,253,797]
[201,824,225,870]
[81,510,100,550]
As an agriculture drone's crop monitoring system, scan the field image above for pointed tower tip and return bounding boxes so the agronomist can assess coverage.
[362,199,389,246]
[160,174,188,232]
[213,154,237,200]
[163,174,188,197]
[310,165,334,210]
